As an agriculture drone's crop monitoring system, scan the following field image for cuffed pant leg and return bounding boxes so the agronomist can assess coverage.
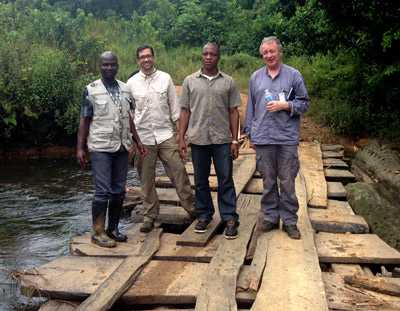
[256,145,280,224]
[137,144,159,222]
[212,144,237,222]
[159,137,195,215]
[191,144,214,221]
[277,145,299,225]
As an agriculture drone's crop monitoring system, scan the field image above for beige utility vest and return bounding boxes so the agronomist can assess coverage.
[87,79,133,152]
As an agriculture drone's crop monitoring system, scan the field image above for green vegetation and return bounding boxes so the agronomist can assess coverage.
[0,0,399,148]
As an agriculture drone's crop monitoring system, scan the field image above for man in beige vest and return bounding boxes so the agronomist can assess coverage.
[77,51,146,248]
[127,45,195,233]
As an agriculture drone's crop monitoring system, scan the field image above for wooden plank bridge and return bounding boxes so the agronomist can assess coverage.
[17,142,400,311]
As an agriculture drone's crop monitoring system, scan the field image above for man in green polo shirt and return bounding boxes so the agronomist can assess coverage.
[178,42,241,239]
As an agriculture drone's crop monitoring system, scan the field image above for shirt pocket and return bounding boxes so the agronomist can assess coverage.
[93,99,109,116]
[133,95,147,113]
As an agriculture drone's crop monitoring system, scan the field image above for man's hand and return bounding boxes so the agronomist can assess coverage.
[179,138,188,160]
[77,148,87,169]
[266,100,289,112]
[230,143,239,160]
[136,142,148,157]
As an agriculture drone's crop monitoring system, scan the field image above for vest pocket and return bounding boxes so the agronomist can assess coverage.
[94,100,109,116]
[91,127,113,149]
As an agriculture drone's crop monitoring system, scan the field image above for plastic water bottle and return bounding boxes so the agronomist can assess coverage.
[264,89,273,103]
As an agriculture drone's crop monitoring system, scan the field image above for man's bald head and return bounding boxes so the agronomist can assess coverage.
[100,51,119,82]
[100,51,118,63]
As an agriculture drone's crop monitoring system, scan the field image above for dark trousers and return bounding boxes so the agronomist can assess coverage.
[255,145,299,225]
[90,149,128,202]
[191,143,238,222]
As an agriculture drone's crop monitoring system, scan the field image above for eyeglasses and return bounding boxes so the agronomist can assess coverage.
[138,54,153,60]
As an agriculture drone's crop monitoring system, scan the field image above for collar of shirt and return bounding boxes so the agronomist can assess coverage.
[139,68,158,79]
[195,69,223,80]
[265,64,282,80]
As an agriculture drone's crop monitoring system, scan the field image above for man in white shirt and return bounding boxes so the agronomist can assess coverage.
[127,45,195,232]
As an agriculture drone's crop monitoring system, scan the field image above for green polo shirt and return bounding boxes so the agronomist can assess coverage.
[179,70,241,145]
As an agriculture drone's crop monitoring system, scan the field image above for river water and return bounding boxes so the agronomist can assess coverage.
[0,158,146,310]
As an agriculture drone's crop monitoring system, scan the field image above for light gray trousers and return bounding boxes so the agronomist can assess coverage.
[255,145,299,225]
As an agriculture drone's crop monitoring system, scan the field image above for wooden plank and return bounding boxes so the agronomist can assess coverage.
[19,258,205,305]
[240,228,268,292]
[327,181,347,199]
[75,229,162,311]
[39,300,78,311]
[309,208,369,233]
[251,173,328,311]
[71,230,219,262]
[325,168,356,183]
[243,178,263,194]
[331,264,364,275]
[176,154,256,247]
[195,194,259,311]
[323,158,348,169]
[321,144,344,152]
[70,225,144,257]
[323,272,400,310]
[154,233,221,263]
[317,233,400,264]
[327,199,354,214]
[344,274,400,297]
[322,150,344,159]
[19,258,251,306]
[299,142,328,208]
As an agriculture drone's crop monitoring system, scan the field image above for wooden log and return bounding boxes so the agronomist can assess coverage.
[323,272,400,310]
[195,194,259,311]
[331,264,364,275]
[308,208,369,233]
[323,158,348,169]
[316,232,400,264]
[250,173,329,311]
[344,274,400,297]
[176,154,256,247]
[327,181,347,200]
[321,144,344,152]
[245,215,263,261]
[324,168,356,184]
[299,142,328,208]
[75,229,162,311]
[322,150,344,159]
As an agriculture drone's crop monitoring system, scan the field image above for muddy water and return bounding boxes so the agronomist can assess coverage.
[0,159,144,310]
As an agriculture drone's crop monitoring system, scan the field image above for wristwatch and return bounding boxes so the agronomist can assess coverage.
[232,140,239,144]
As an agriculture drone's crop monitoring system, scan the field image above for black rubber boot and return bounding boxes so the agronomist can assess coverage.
[91,200,116,248]
[106,198,128,242]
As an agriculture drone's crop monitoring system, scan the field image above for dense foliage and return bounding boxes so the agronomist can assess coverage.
[0,0,399,148]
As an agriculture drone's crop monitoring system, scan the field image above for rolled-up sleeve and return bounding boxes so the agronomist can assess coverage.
[179,78,190,110]
[289,71,309,117]
[228,79,241,108]
[80,88,93,118]
[167,76,179,122]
